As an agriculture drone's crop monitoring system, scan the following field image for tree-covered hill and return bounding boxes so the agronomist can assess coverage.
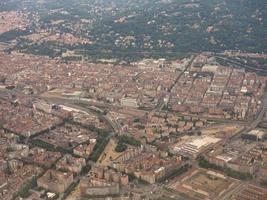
[0,0,266,60]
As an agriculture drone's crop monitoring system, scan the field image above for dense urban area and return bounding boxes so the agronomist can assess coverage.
[0,0,267,200]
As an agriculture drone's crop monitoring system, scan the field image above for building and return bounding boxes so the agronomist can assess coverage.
[73,139,96,158]
[56,154,86,174]
[242,129,266,141]
[79,165,128,197]
[89,165,129,186]
[110,151,181,184]
[33,100,54,113]
[121,97,139,108]
[172,136,221,158]
[80,177,120,197]
[37,170,73,193]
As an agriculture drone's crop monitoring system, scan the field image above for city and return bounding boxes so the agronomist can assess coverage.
[0,0,267,200]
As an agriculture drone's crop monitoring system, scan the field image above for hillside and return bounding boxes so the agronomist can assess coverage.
[0,0,266,61]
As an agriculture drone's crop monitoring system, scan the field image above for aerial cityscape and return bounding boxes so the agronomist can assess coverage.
[0,0,267,200]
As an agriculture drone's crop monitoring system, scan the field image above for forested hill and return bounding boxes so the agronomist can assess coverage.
[0,0,266,60]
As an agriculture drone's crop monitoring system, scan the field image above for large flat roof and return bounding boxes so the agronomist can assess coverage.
[187,136,221,150]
